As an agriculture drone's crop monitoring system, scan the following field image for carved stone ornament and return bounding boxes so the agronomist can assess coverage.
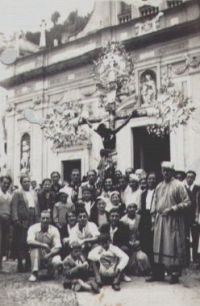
[170,54,200,76]
[134,12,164,37]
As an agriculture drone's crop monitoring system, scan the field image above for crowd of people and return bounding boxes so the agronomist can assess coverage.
[0,162,199,293]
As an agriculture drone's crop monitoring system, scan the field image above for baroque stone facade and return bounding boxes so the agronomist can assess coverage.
[1,0,200,183]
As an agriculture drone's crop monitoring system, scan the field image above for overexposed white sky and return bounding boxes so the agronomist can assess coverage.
[0,0,161,35]
[0,0,95,35]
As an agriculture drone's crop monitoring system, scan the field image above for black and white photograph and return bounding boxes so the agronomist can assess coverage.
[0,0,199,305]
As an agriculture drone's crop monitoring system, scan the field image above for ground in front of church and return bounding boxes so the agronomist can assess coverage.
[0,261,199,306]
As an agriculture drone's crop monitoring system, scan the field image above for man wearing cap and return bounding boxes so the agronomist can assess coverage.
[123,174,142,208]
[147,161,191,284]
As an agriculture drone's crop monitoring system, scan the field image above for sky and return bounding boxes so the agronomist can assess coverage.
[0,0,162,36]
[0,0,95,35]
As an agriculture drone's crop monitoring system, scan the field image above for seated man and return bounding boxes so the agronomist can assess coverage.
[69,208,100,254]
[27,210,62,282]
[88,234,129,291]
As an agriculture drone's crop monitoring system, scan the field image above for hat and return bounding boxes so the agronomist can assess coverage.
[59,188,69,196]
[110,191,120,198]
[135,169,147,179]
[96,196,109,207]
[129,174,139,182]
[69,240,82,249]
[161,161,174,170]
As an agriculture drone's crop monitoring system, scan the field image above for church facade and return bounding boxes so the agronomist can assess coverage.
[0,0,200,184]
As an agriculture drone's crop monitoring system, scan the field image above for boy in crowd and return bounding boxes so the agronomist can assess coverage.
[88,234,129,291]
[53,191,75,231]
[63,240,99,293]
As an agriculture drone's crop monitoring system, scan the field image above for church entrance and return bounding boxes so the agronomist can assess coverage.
[62,159,81,183]
[133,127,170,177]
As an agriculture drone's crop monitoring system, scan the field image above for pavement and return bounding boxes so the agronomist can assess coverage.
[77,271,200,306]
[0,261,199,306]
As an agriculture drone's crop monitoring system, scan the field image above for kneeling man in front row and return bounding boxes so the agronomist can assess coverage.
[27,210,62,282]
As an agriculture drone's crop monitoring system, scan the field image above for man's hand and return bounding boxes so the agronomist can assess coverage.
[42,243,50,252]
[78,262,89,270]
[43,253,51,261]
[162,208,172,216]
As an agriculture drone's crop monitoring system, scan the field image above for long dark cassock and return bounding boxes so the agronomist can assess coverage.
[152,178,191,267]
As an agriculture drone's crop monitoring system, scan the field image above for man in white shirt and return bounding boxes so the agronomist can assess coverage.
[88,233,129,291]
[123,174,141,208]
[27,210,62,282]
[69,208,100,252]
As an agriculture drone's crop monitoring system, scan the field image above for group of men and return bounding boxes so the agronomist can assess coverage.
[0,161,199,293]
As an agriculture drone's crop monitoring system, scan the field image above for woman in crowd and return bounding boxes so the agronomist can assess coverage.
[100,177,114,200]
[90,197,109,227]
[38,178,56,219]
[109,191,126,216]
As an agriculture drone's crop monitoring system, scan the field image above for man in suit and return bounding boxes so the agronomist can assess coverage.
[11,175,39,272]
[100,208,131,282]
[139,172,157,265]
[184,170,200,262]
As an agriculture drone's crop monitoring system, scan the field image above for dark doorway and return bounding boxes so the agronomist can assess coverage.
[62,159,81,183]
[133,127,170,177]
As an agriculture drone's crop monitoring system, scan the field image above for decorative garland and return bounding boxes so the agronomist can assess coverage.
[42,102,89,149]
[147,68,195,137]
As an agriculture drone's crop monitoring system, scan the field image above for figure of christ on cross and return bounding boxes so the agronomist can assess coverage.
[82,110,139,152]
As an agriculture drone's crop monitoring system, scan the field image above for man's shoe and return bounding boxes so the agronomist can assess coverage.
[29,274,37,282]
[146,276,164,282]
[72,282,81,292]
[123,274,132,282]
[63,280,71,289]
[17,263,24,273]
[146,276,157,282]
[169,274,179,284]
[112,283,121,291]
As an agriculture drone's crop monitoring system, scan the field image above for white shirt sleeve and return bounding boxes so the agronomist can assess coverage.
[51,226,62,249]
[27,224,37,244]
[111,245,129,271]
[88,246,101,262]
[69,226,82,244]
[90,222,100,237]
